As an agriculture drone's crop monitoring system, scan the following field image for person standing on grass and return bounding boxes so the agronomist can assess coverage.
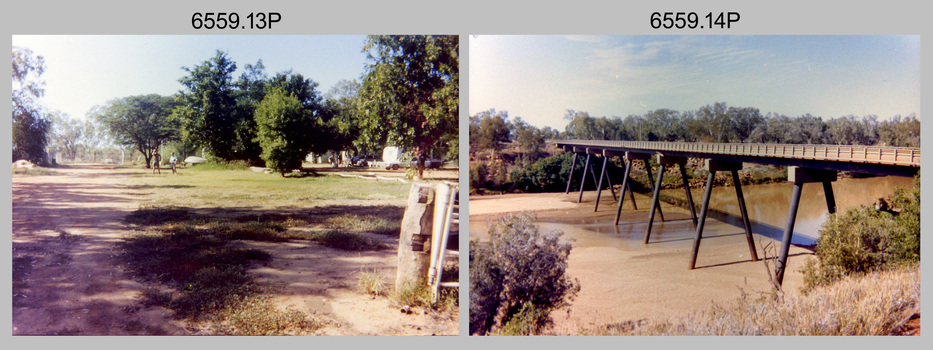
[152,150,161,174]
[170,152,178,175]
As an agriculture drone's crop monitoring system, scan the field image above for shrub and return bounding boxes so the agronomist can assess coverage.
[801,174,920,292]
[469,213,580,335]
[469,162,489,191]
[254,86,318,176]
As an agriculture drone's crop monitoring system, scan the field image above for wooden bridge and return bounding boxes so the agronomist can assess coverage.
[549,140,920,286]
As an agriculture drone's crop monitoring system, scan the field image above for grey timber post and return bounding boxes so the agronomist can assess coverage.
[690,170,717,269]
[644,162,666,243]
[731,169,759,262]
[679,163,698,227]
[643,158,665,222]
[775,167,837,286]
[396,183,435,290]
[613,154,635,225]
[645,155,691,243]
[565,150,578,194]
[594,156,609,211]
[690,160,754,268]
[578,153,592,203]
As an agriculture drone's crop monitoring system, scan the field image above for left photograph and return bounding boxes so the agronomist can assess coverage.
[12,35,459,335]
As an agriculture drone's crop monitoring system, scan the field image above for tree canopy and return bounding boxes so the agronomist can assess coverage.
[174,50,240,161]
[12,46,52,164]
[358,35,459,178]
[95,94,178,168]
[254,86,321,175]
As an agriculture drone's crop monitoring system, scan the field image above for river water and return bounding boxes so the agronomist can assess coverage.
[469,175,916,248]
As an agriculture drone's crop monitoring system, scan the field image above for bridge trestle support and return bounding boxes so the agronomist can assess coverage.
[689,160,759,269]
[775,166,837,286]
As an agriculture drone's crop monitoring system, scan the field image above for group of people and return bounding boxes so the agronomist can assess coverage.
[151,150,178,175]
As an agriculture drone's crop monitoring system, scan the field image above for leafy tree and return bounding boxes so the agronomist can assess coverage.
[358,35,458,178]
[48,112,84,162]
[96,94,179,168]
[324,79,374,155]
[12,46,52,164]
[253,86,320,175]
[470,109,511,154]
[231,59,270,165]
[511,117,546,166]
[174,50,240,161]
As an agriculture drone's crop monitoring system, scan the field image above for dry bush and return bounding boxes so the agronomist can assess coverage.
[635,267,919,336]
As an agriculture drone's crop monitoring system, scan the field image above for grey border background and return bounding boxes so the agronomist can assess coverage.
[5,0,928,347]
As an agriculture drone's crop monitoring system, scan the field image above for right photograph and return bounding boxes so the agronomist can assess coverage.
[467,35,920,336]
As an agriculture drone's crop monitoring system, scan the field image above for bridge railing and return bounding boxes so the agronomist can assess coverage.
[550,140,921,167]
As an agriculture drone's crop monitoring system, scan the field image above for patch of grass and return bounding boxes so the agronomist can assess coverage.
[435,287,459,314]
[205,221,304,242]
[497,302,551,336]
[324,213,400,235]
[121,223,320,334]
[218,295,320,335]
[12,168,59,176]
[357,268,389,297]
[128,168,410,208]
[124,207,205,226]
[392,279,434,308]
[186,160,252,171]
[629,267,919,336]
[304,229,385,251]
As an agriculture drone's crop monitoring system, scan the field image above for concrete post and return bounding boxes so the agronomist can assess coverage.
[396,184,435,290]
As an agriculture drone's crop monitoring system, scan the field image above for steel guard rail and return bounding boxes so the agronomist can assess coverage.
[550,140,921,167]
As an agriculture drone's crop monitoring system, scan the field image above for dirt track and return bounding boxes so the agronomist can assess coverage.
[12,166,189,335]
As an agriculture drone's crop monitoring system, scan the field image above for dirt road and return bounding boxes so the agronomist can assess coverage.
[12,166,189,335]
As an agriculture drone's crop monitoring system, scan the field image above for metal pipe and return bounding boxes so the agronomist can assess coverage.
[775,182,803,286]
[578,153,592,203]
[689,171,717,269]
[680,163,698,227]
[428,184,452,285]
[565,153,578,194]
[644,163,666,243]
[614,158,633,225]
[731,170,759,261]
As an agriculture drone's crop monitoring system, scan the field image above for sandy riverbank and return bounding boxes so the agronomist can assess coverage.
[469,190,814,333]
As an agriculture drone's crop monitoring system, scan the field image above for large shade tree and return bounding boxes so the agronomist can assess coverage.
[174,50,240,161]
[95,94,178,168]
[358,35,459,178]
[12,46,52,164]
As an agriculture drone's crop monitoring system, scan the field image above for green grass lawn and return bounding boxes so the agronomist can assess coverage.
[127,166,411,209]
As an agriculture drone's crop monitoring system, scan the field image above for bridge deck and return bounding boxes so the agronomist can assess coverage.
[550,140,920,176]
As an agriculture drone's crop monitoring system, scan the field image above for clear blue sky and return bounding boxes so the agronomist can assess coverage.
[470,35,921,130]
[12,35,369,120]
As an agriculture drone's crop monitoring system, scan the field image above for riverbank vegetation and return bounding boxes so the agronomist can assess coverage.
[469,104,919,194]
